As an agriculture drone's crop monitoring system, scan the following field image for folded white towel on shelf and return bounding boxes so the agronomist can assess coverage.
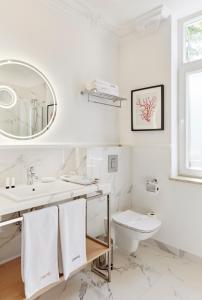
[97,86,119,96]
[86,80,119,96]
[59,198,87,280]
[92,79,118,89]
[21,207,59,299]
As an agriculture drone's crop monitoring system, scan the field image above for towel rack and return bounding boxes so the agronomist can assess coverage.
[0,216,23,228]
[0,192,112,299]
[85,190,103,200]
[0,191,104,228]
[81,89,127,108]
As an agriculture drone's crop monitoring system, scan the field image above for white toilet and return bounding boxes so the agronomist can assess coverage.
[112,210,161,254]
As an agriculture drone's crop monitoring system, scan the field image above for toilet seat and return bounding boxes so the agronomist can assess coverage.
[112,210,161,233]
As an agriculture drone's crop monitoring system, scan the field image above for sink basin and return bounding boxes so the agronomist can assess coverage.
[0,180,82,202]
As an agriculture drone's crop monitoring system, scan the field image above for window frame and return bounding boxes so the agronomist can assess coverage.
[178,11,202,178]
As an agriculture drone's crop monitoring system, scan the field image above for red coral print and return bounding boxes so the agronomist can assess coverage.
[136,96,157,122]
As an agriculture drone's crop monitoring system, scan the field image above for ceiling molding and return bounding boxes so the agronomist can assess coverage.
[116,5,171,36]
[134,5,170,33]
[41,1,170,37]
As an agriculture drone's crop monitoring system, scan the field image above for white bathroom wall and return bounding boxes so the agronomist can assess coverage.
[87,146,132,237]
[120,17,202,258]
[0,0,120,145]
[120,19,171,146]
[82,146,131,241]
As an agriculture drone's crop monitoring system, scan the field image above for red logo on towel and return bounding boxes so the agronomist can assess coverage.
[41,272,51,280]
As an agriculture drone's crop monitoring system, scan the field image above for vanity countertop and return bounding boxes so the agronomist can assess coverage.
[0,181,110,217]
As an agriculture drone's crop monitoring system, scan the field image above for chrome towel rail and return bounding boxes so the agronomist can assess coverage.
[0,216,23,228]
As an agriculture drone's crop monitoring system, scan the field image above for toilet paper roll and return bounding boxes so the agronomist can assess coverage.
[146,180,159,193]
[147,212,157,218]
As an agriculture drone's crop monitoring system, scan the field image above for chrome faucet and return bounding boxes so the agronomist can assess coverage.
[27,166,38,185]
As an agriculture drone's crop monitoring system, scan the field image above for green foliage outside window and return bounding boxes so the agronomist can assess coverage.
[186,19,202,62]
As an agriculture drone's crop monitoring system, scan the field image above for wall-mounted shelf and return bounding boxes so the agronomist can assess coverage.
[81,89,127,108]
[0,238,110,300]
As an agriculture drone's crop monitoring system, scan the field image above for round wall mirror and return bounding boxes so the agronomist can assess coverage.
[0,60,57,139]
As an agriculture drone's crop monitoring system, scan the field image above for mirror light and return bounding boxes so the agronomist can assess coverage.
[0,85,17,109]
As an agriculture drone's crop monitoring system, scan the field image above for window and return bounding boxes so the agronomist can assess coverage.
[185,18,202,62]
[179,12,202,178]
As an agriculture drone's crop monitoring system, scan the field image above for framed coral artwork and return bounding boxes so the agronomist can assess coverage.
[131,85,164,131]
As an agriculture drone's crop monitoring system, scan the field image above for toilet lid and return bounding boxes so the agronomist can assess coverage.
[112,210,161,233]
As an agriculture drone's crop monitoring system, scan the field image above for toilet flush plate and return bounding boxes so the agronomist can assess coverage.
[108,155,118,173]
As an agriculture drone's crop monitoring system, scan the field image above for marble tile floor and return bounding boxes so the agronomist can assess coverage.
[38,240,202,300]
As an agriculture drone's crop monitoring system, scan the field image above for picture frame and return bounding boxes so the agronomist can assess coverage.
[131,85,164,131]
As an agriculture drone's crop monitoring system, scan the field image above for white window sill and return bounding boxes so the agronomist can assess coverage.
[170,176,202,185]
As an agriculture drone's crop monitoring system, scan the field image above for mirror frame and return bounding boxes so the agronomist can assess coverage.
[0,59,57,140]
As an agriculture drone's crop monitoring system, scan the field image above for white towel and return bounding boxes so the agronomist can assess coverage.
[21,207,59,299]
[59,198,87,280]
[86,80,119,96]
[93,80,118,89]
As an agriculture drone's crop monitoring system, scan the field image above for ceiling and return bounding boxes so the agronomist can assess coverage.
[60,0,202,35]
[72,0,202,24]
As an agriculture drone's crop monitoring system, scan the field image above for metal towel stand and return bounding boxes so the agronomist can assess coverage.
[0,190,112,282]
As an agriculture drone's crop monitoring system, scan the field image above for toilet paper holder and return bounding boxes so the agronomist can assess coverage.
[146,178,159,193]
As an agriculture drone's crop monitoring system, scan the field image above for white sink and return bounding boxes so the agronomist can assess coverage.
[0,180,82,202]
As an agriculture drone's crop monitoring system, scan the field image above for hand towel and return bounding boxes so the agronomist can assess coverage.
[21,206,59,299]
[86,80,119,96]
[59,198,87,280]
[93,80,118,89]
